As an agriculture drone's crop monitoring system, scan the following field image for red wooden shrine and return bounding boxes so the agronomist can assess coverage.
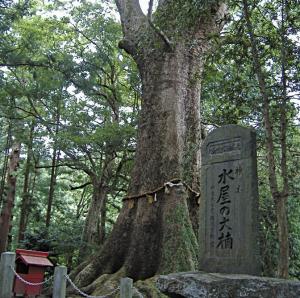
[13,249,53,297]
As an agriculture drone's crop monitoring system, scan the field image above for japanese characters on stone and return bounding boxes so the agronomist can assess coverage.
[199,125,261,275]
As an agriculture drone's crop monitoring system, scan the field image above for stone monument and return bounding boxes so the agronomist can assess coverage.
[156,125,300,297]
[199,125,261,275]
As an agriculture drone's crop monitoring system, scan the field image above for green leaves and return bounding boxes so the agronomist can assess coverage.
[154,0,222,40]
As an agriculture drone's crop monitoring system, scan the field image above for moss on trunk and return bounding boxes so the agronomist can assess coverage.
[159,187,199,274]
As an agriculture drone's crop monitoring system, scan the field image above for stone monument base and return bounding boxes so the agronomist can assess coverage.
[157,271,300,298]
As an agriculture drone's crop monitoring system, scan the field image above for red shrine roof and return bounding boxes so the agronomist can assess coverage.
[16,249,53,267]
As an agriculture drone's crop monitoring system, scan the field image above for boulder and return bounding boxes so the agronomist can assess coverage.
[156,271,300,298]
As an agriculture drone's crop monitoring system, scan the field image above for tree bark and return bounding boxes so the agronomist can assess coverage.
[18,121,35,243]
[72,0,227,288]
[275,195,289,278]
[45,147,60,228]
[0,122,12,209]
[0,143,21,254]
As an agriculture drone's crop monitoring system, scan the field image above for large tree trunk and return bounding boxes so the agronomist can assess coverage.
[72,0,227,290]
[129,47,203,194]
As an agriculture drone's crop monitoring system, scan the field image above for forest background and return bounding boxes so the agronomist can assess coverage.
[0,0,299,280]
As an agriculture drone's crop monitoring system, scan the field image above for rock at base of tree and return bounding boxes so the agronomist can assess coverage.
[156,271,300,298]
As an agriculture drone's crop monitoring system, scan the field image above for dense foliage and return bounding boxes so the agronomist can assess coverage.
[0,0,139,267]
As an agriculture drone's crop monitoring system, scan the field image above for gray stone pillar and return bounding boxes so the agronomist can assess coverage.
[53,266,67,298]
[120,277,133,298]
[0,252,16,298]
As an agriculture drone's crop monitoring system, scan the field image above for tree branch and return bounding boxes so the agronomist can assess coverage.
[63,152,95,177]
[146,0,173,51]
[147,0,154,20]
[115,0,144,21]
[35,163,70,169]
[70,182,92,191]
[148,20,173,51]
[0,62,48,68]
[115,0,146,55]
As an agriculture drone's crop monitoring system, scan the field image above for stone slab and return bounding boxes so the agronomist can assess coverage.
[199,125,260,275]
[157,271,300,298]
[0,252,16,298]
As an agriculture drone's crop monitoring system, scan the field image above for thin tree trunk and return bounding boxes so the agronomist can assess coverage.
[79,177,108,260]
[242,0,289,278]
[45,147,60,228]
[0,143,21,254]
[0,122,12,209]
[45,99,61,229]
[18,121,35,243]
[276,0,289,278]
[76,187,88,219]
[21,157,40,232]
[276,195,289,278]
[242,0,278,192]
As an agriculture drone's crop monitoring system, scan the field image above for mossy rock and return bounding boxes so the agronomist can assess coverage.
[133,276,168,298]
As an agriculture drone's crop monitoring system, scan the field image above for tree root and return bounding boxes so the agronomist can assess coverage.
[70,186,199,294]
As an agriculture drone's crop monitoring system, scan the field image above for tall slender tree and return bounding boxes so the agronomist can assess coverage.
[18,119,35,243]
[242,0,290,278]
[0,121,12,209]
[45,97,61,229]
[0,142,21,254]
